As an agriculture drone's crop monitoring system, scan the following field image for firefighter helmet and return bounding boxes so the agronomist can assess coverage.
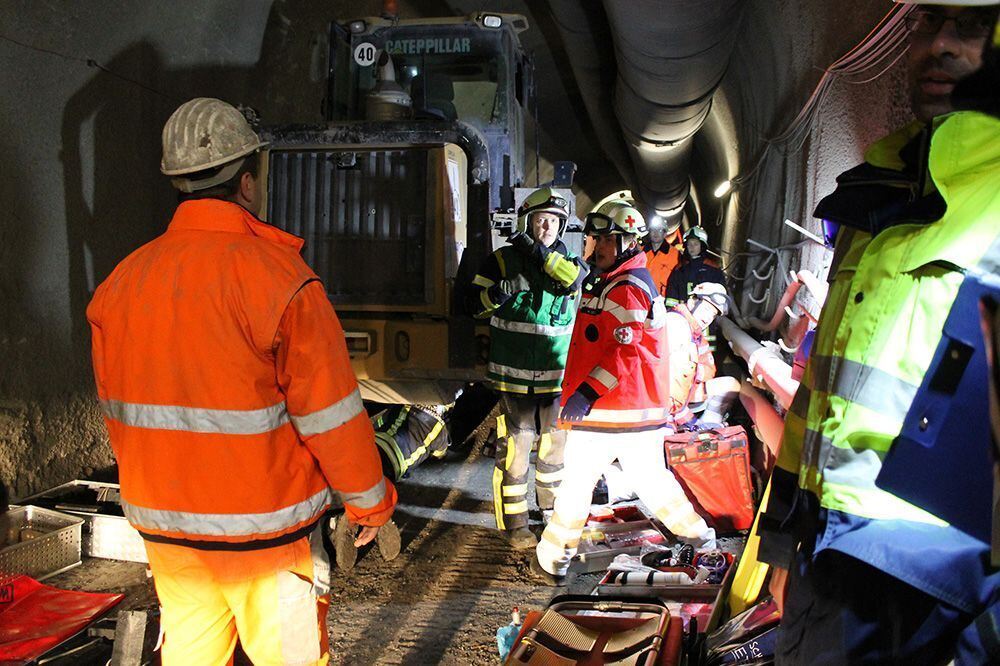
[584,200,647,238]
[689,282,729,316]
[516,187,570,236]
[683,226,709,245]
[161,98,266,192]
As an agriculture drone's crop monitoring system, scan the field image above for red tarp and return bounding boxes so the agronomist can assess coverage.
[0,575,123,662]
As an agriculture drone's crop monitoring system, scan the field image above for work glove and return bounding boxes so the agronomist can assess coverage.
[500,273,532,296]
[694,420,724,432]
[508,231,536,256]
[486,273,531,307]
[560,390,594,422]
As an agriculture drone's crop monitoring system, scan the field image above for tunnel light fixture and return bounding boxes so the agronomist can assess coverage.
[481,14,503,28]
[713,180,733,198]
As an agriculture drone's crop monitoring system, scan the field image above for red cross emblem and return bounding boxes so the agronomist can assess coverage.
[624,215,635,229]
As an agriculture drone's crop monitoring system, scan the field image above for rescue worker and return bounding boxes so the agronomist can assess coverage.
[757,3,1000,662]
[471,187,587,549]
[644,220,681,297]
[532,200,715,585]
[87,98,397,665]
[665,226,726,306]
[665,283,740,429]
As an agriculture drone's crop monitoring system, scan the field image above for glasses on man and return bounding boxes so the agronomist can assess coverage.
[904,9,996,39]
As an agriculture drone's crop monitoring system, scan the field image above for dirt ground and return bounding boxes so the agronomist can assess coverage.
[50,448,598,664]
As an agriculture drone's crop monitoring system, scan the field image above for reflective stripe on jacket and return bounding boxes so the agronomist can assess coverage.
[88,199,396,549]
[473,243,582,394]
[758,112,1000,571]
[560,252,670,432]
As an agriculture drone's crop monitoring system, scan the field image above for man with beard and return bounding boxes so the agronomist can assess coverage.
[758,2,1000,663]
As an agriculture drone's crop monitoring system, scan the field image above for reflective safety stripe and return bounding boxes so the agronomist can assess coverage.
[490,317,574,337]
[503,500,529,514]
[101,399,288,435]
[534,469,562,483]
[808,355,919,421]
[588,366,619,392]
[489,380,560,393]
[496,414,507,439]
[503,483,528,497]
[586,406,671,423]
[604,301,647,325]
[492,468,506,530]
[544,252,580,287]
[480,289,498,313]
[341,477,387,509]
[472,274,495,288]
[402,419,445,468]
[505,435,517,470]
[488,362,565,382]
[290,388,364,437]
[122,487,331,537]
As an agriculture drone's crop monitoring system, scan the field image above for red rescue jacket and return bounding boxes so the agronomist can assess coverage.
[560,252,671,432]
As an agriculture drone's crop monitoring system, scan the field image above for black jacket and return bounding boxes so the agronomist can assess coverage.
[665,255,726,303]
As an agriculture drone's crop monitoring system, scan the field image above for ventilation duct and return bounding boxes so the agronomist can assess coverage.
[602,0,747,214]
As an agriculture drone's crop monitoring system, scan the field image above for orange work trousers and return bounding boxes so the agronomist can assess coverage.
[145,534,329,666]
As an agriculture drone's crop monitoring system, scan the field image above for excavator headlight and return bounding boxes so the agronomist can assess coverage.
[481,14,503,28]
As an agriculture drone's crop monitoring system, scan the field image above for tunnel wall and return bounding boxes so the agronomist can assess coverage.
[0,0,419,498]
[715,0,913,325]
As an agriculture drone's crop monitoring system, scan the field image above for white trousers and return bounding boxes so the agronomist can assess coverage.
[536,428,715,576]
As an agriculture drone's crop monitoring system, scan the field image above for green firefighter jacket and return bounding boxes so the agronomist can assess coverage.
[757,111,1000,567]
[472,240,586,394]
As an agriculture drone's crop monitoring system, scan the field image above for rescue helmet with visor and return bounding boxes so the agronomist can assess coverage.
[517,187,570,237]
[688,282,729,317]
[583,200,647,239]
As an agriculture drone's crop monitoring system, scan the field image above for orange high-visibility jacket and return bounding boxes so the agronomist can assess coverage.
[87,199,396,550]
[644,244,680,297]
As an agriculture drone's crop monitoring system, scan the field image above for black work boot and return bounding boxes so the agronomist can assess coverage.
[530,556,569,587]
[506,527,538,550]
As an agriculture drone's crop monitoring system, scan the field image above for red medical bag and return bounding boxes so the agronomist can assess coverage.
[664,426,755,531]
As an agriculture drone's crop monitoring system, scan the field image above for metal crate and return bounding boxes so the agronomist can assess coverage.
[0,505,83,582]
[20,480,148,563]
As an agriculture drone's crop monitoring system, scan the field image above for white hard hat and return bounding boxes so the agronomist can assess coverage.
[161,98,266,191]
[690,282,729,316]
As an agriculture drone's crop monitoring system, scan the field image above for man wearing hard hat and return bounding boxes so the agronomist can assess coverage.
[88,98,397,664]
[756,3,1000,663]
